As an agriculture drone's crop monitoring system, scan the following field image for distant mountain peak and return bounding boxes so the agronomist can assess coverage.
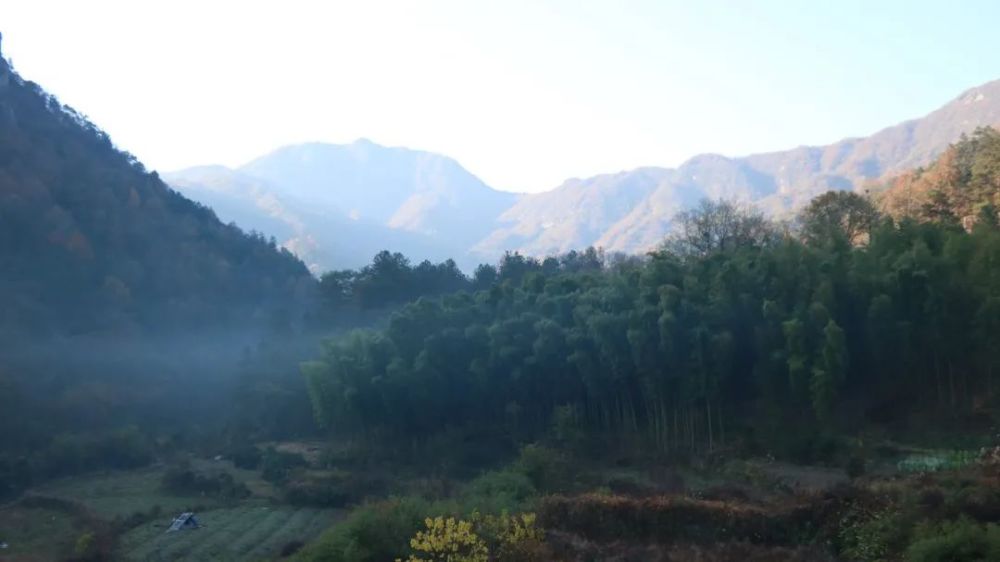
[173,77,1000,270]
[170,139,516,270]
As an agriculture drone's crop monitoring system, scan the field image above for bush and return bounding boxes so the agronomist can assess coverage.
[906,518,1000,562]
[228,443,262,470]
[161,464,251,499]
[464,469,537,513]
[74,532,98,561]
[261,447,307,484]
[285,482,352,508]
[514,444,570,493]
[291,497,431,562]
[401,516,488,562]
[399,512,548,562]
[838,507,902,562]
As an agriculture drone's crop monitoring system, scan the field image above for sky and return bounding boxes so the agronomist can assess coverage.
[2,0,998,193]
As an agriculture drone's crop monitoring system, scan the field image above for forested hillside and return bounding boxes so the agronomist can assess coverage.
[0,44,313,339]
[880,127,1000,227]
[0,40,317,498]
[303,132,1000,461]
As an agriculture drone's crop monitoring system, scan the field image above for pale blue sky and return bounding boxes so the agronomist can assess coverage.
[2,0,997,192]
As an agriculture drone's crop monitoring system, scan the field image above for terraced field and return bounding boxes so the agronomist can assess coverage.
[118,506,342,561]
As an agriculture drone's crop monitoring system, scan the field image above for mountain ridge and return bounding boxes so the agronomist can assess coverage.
[168,78,1000,268]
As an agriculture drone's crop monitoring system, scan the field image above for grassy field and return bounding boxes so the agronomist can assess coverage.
[0,505,80,561]
[31,466,226,519]
[118,506,342,561]
[30,459,279,519]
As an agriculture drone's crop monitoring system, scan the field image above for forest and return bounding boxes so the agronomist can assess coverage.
[302,131,1000,463]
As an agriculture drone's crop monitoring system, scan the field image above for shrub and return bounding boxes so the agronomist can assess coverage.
[291,497,431,562]
[228,443,262,469]
[161,464,251,499]
[261,447,307,483]
[464,469,536,513]
[398,512,548,562]
[400,516,488,562]
[906,518,1000,562]
[74,532,98,560]
[285,482,352,508]
[514,444,569,493]
[838,507,901,562]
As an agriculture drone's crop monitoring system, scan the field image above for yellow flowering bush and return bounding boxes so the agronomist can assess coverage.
[400,516,489,562]
[397,512,546,562]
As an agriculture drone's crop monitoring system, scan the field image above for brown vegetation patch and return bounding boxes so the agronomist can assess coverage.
[538,489,856,547]
[546,531,836,562]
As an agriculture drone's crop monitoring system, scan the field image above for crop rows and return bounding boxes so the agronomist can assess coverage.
[120,506,341,561]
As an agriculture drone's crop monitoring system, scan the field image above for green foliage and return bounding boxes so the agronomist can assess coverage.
[906,518,1000,562]
[799,191,880,246]
[514,445,570,494]
[73,532,98,560]
[160,463,251,499]
[464,469,537,513]
[838,508,903,562]
[227,443,263,470]
[292,497,431,562]
[260,447,308,484]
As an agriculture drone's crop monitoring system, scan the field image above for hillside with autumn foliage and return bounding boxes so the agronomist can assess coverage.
[879,127,1000,228]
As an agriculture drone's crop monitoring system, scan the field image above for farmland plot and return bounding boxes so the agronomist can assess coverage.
[118,506,342,561]
[32,467,226,519]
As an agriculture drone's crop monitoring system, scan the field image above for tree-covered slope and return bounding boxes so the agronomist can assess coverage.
[0,41,313,338]
[879,127,1000,227]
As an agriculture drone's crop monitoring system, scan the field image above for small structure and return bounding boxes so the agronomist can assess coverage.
[167,512,201,532]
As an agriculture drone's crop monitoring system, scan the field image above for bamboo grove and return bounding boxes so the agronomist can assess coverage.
[303,131,1000,459]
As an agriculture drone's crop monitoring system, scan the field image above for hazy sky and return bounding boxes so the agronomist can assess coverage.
[2,0,998,193]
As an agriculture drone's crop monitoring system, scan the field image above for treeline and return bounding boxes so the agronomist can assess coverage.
[313,247,610,319]
[231,247,615,442]
[302,132,1000,460]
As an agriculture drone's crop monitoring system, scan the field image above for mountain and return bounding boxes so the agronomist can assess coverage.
[0,38,313,338]
[167,140,518,271]
[169,79,1000,268]
[476,79,1000,257]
